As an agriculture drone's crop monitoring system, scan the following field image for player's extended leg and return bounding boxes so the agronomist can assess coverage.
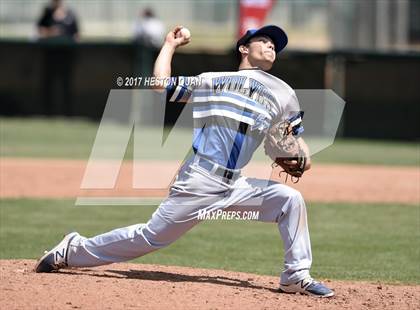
[35,160,233,272]
[33,195,203,273]
[66,196,202,267]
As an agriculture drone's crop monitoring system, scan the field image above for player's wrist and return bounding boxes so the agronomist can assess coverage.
[162,41,178,52]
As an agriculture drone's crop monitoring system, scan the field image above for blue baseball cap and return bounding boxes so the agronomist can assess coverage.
[236,25,288,55]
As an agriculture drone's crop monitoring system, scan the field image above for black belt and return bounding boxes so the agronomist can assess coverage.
[197,157,239,181]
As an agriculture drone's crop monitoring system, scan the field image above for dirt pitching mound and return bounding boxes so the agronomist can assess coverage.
[1,260,418,310]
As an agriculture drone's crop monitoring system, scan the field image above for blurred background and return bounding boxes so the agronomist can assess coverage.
[0,1,419,285]
[2,0,420,50]
[0,0,419,139]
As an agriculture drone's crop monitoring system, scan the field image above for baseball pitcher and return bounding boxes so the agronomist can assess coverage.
[35,25,334,298]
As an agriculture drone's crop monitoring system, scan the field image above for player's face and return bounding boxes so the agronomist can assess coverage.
[246,36,276,70]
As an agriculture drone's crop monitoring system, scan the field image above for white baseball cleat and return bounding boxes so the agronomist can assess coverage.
[34,232,79,273]
[279,277,335,298]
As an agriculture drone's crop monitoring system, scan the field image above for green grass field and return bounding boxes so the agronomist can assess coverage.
[0,199,418,284]
[1,117,419,165]
[1,118,419,285]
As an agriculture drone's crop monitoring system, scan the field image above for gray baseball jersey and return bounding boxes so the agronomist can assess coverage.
[66,69,312,285]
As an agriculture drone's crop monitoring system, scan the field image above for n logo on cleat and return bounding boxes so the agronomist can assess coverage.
[55,249,65,261]
[300,281,310,289]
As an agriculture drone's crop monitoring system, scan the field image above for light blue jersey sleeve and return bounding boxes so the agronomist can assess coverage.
[165,76,201,103]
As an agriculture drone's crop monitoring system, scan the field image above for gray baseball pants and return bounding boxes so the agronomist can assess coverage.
[67,157,312,284]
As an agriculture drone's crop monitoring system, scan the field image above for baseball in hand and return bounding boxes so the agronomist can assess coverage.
[178,27,191,40]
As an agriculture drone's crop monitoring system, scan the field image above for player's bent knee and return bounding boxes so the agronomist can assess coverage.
[289,188,304,203]
[279,187,306,214]
[268,183,303,203]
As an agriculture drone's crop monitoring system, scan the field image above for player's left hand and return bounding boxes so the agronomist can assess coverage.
[264,120,308,181]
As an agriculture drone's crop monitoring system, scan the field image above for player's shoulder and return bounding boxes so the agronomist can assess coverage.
[259,70,296,94]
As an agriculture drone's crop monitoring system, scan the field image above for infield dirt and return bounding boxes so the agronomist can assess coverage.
[1,260,419,310]
[1,158,418,204]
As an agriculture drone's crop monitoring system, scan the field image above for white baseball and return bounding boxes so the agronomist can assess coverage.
[179,27,191,40]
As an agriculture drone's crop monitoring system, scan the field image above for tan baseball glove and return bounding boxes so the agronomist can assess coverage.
[264,112,307,182]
